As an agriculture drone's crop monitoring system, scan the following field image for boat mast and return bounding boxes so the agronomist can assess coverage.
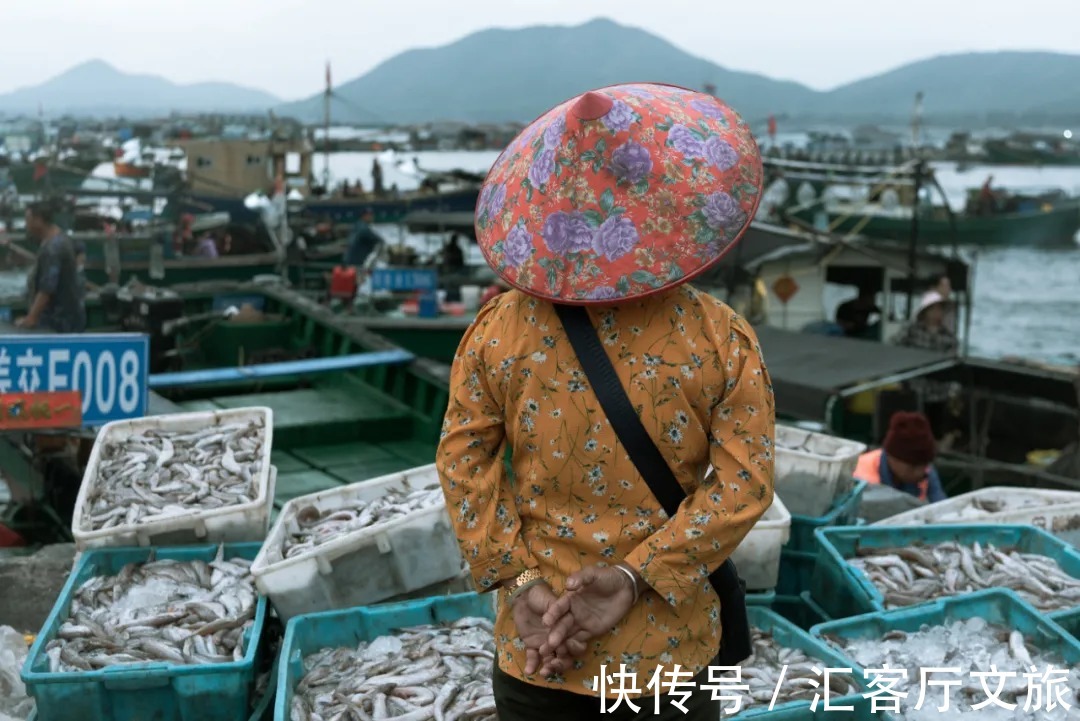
[906,91,925,320]
[323,61,331,190]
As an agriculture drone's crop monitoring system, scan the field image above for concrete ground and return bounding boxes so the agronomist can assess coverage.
[0,544,75,634]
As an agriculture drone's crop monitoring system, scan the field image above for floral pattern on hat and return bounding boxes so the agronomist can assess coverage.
[476,82,763,304]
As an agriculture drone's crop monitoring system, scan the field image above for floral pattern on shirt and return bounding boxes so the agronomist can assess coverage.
[475,83,763,305]
[435,285,775,698]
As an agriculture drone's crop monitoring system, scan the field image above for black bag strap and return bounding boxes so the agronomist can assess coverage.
[552,304,747,591]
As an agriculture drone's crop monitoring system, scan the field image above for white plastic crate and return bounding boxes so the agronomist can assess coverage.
[71,407,275,551]
[874,487,1080,545]
[730,493,791,592]
[250,463,463,622]
[774,424,867,518]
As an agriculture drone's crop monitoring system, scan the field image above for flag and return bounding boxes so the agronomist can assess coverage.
[326,61,331,89]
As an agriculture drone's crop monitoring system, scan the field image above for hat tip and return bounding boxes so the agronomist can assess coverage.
[571,91,614,121]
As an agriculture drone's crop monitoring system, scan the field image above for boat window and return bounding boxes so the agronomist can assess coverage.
[247,155,263,166]
[285,152,301,174]
[195,156,212,168]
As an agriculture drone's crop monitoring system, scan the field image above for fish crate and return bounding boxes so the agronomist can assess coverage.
[774,425,866,519]
[874,487,1080,546]
[21,543,268,721]
[275,592,494,721]
[734,606,873,719]
[747,589,777,608]
[251,463,464,622]
[811,523,1080,621]
[786,480,867,554]
[776,549,818,598]
[772,592,832,631]
[809,589,1080,720]
[71,407,275,551]
[731,493,791,593]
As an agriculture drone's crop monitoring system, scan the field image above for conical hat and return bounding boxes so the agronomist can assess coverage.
[474,82,763,304]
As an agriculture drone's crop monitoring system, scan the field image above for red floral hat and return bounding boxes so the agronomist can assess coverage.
[475,82,763,304]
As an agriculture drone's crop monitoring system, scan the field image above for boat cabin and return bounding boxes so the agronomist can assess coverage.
[170,137,314,199]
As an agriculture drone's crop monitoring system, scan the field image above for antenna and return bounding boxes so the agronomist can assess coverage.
[323,61,331,190]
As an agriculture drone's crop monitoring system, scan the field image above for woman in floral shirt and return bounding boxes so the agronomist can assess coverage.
[435,83,775,720]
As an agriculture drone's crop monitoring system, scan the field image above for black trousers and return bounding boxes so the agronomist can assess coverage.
[493,662,721,721]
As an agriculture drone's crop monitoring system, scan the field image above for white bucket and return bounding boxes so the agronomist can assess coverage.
[461,284,481,310]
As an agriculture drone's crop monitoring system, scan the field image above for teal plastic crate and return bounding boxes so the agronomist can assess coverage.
[772,592,831,631]
[22,543,268,721]
[786,480,867,553]
[739,606,873,719]
[811,523,1080,621]
[810,589,1080,719]
[776,549,817,597]
[276,592,495,721]
[748,589,776,607]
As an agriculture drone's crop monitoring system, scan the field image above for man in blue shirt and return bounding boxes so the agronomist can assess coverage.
[17,200,86,333]
[344,208,384,267]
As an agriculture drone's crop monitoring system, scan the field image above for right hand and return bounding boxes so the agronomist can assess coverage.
[540,565,637,657]
[511,582,586,677]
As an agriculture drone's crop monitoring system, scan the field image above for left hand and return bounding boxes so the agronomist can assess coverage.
[14,316,34,328]
[541,564,638,657]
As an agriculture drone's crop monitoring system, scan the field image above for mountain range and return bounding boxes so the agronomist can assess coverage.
[2,20,1078,125]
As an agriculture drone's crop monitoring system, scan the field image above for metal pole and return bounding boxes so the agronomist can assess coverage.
[323,62,332,190]
[905,159,924,320]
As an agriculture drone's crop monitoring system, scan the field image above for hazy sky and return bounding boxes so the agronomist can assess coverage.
[1,0,1077,100]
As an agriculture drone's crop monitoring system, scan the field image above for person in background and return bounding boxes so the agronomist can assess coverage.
[978,175,996,215]
[371,157,385,197]
[891,289,958,355]
[17,200,86,332]
[435,83,775,719]
[193,232,219,258]
[934,275,957,334]
[344,208,384,267]
[855,411,946,502]
[835,282,881,339]
[440,233,465,272]
[478,278,511,306]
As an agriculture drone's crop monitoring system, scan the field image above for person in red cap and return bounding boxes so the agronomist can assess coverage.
[435,83,775,718]
[854,411,946,502]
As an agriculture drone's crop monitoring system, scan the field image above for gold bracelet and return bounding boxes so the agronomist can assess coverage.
[506,577,543,604]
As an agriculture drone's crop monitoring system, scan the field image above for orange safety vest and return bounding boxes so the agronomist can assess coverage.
[854,448,929,502]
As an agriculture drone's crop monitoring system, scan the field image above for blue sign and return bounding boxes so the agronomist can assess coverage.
[0,334,149,427]
[370,268,438,292]
[0,308,10,323]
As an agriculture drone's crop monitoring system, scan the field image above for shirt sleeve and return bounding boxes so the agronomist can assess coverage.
[435,302,539,592]
[623,316,777,607]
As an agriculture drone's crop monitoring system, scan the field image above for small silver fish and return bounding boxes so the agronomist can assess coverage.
[83,419,266,532]
[281,486,444,559]
[45,544,257,672]
[293,617,496,721]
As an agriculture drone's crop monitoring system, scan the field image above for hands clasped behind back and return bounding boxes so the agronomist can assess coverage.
[510,564,640,678]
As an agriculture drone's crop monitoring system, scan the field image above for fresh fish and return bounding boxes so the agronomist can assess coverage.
[280,486,444,559]
[291,616,496,721]
[850,542,1080,611]
[822,617,1080,719]
[82,419,266,531]
[45,545,257,672]
[714,627,859,713]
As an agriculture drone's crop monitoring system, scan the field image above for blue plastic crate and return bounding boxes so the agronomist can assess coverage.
[276,592,495,721]
[811,523,1080,621]
[738,606,873,719]
[810,589,1080,719]
[772,592,832,631]
[776,549,817,597]
[22,543,268,721]
[786,480,867,553]
[748,589,776,608]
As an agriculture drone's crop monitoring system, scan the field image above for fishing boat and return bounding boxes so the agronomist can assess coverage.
[982,132,1080,167]
[765,157,1080,248]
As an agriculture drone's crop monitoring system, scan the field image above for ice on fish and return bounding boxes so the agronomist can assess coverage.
[715,626,859,715]
[82,419,266,532]
[849,541,1080,611]
[280,485,444,559]
[292,616,496,721]
[823,618,1080,719]
[46,546,258,672]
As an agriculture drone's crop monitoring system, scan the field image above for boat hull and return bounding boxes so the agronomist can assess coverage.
[791,202,1080,247]
[113,161,151,179]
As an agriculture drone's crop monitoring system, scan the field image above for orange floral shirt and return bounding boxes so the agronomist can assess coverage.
[435,285,775,698]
